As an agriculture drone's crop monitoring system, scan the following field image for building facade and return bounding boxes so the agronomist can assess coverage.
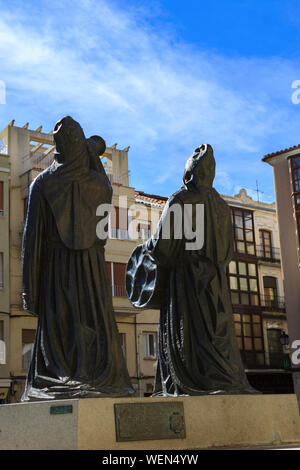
[263,145,300,405]
[223,189,292,393]
[0,121,292,403]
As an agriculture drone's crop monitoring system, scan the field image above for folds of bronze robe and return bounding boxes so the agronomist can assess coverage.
[130,144,255,396]
[21,117,135,400]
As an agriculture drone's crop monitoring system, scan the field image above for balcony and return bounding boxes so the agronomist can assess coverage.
[256,245,281,263]
[109,227,152,241]
[260,294,285,312]
[232,244,281,263]
[109,228,130,240]
[267,352,289,369]
[231,293,285,312]
[240,350,289,370]
[112,285,127,297]
[138,229,152,241]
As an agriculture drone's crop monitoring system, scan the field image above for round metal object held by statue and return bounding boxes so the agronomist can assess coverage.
[126,244,166,309]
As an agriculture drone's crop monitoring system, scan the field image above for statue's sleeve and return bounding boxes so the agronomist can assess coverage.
[146,198,183,267]
[22,182,45,316]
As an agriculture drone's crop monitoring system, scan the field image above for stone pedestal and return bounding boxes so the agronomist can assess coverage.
[0,394,300,450]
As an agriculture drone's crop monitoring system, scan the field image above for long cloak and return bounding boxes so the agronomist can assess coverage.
[21,116,134,400]
[146,144,254,396]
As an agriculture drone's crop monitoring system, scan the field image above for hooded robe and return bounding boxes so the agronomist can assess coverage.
[145,144,255,396]
[21,116,135,401]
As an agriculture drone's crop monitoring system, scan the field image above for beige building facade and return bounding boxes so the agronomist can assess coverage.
[0,120,292,403]
[263,145,300,406]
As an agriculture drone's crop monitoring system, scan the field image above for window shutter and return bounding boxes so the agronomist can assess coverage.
[111,207,128,229]
[113,263,126,296]
[113,263,126,286]
[119,208,128,230]
[110,206,118,228]
[22,329,36,344]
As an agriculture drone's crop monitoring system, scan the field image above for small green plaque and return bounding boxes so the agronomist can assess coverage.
[50,404,73,415]
[114,402,185,442]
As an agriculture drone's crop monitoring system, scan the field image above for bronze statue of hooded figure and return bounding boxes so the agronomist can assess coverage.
[143,144,255,395]
[21,116,135,401]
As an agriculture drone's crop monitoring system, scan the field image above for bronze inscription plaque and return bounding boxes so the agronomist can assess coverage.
[114,402,186,442]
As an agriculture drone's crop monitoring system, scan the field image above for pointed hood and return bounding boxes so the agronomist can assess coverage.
[183,144,216,193]
[35,116,112,250]
[176,143,232,265]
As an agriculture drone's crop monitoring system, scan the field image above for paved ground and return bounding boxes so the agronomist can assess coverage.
[206,443,300,450]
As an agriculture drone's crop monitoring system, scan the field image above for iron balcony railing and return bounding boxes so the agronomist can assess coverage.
[138,229,152,240]
[112,285,127,297]
[267,352,289,369]
[260,294,285,311]
[256,245,281,262]
[108,227,152,241]
[233,244,281,262]
[241,351,289,370]
[109,228,131,240]
[231,293,285,311]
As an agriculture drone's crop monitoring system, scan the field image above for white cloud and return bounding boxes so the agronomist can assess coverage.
[0,0,299,199]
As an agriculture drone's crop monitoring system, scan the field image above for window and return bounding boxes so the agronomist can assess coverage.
[143,332,157,359]
[0,181,3,216]
[106,261,127,297]
[0,138,7,155]
[0,320,6,364]
[109,206,129,240]
[22,329,36,371]
[290,156,300,249]
[228,260,259,306]
[0,253,3,289]
[259,230,273,259]
[137,222,151,240]
[263,276,280,308]
[119,333,126,358]
[231,208,256,255]
[291,156,300,196]
[233,313,264,367]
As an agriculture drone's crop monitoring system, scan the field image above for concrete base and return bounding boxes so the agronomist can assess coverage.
[0,394,300,450]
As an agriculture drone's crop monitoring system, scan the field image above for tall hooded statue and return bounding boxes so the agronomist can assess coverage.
[21,116,135,401]
[127,144,255,396]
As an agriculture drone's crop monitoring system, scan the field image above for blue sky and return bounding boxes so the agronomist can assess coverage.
[1,0,300,202]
